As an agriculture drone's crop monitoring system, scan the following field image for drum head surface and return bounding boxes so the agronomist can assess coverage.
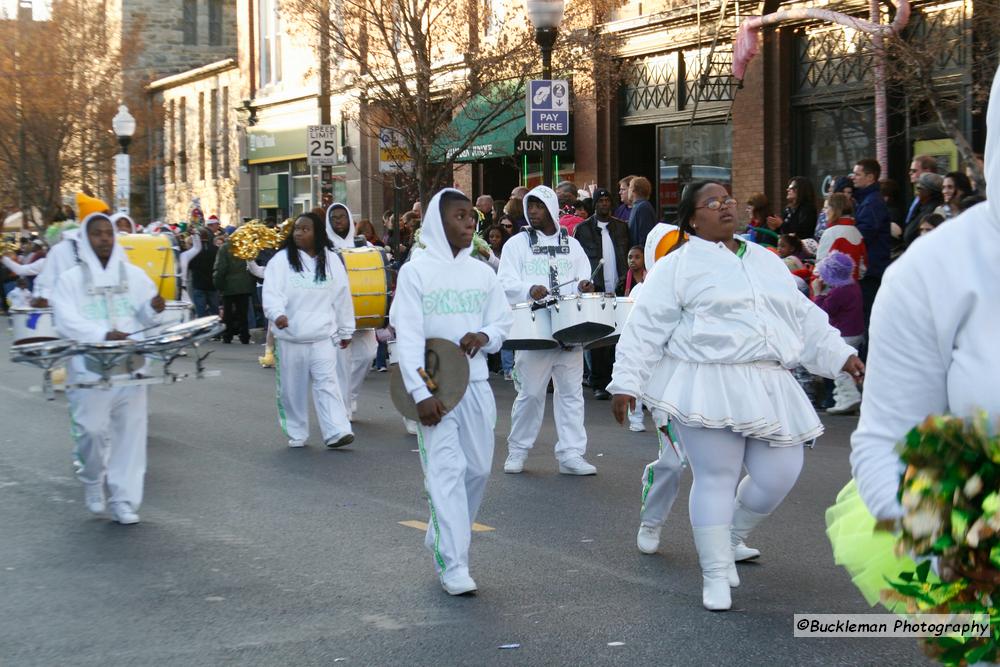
[552,323,615,346]
[389,338,470,420]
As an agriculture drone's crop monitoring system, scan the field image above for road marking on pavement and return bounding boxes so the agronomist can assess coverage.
[398,520,495,532]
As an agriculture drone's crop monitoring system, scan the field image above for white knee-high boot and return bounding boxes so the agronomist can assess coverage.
[692,525,733,611]
[732,502,768,561]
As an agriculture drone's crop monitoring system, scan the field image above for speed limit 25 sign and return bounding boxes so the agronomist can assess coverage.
[307,125,339,166]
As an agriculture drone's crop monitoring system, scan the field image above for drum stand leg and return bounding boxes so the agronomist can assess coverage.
[42,368,54,401]
[193,344,214,377]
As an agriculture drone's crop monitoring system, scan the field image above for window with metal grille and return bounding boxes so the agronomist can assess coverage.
[222,86,230,174]
[210,89,219,179]
[198,92,206,181]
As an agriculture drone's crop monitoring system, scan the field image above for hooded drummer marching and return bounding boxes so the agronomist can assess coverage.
[389,189,512,596]
[496,185,598,476]
[50,212,166,525]
[326,203,379,420]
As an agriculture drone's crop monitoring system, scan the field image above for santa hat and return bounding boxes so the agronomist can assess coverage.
[207,214,220,224]
[76,192,110,221]
[817,251,856,287]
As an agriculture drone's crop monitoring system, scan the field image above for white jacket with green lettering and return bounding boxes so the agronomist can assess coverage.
[389,189,513,404]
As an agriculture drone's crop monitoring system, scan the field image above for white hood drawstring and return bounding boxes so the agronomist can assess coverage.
[415,188,475,264]
[325,203,357,249]
[78,213,128,290]
[524,185,562,233]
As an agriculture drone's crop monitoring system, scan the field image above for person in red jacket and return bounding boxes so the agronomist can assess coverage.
[816,193,868,282]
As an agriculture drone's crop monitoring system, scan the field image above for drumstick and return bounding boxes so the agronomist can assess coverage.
[553,259,604,291]
[417,367,438,392]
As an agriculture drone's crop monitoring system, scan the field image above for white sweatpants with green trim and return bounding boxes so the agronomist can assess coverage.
[275,338,352,444]
[639,421,686,528]
[337,329,378,411]
[68,384,148,509]
[508,348,587,461]
[417,381,497,581]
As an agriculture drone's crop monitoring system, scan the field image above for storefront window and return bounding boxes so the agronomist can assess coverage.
[657,122,731,217]
[796,105,873,196]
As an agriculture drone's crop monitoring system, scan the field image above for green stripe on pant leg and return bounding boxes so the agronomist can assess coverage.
[640,429,661,513]
[416,425,446,574]
[273,344,289,436]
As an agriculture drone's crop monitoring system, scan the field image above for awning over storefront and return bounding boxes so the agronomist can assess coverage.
[440,95,522,163]
[247,127,308,164]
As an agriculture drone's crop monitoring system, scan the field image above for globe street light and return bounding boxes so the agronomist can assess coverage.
[112,104,136,214]
[526,0,564,188]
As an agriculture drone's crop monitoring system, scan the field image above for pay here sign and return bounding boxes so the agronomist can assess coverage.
[526,80,570,136]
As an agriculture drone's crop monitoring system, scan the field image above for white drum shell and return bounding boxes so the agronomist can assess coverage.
[503,303,558,351]
[584,297,634,350]
[550,294,615,346]
[10,307,57,343]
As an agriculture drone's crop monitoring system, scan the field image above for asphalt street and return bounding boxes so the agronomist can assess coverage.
[0,330,928,666]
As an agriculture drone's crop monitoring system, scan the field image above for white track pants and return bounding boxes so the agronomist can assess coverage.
[417,381,497,579]
[68,385,148,508]
[275,338,352,443]
[673,422,804,528]
[508,348,587,461]
[639,422,687,528]
[337,329,378,410]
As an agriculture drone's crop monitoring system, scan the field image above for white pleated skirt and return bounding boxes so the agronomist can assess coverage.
[642,357,823,447]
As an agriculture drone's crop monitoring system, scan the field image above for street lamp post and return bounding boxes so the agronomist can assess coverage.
[526,0,565,188]
[112,104,136,215]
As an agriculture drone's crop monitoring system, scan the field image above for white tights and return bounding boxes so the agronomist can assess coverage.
[673,423,804,527]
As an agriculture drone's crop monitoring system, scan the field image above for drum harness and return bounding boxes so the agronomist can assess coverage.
[527,227,570,299]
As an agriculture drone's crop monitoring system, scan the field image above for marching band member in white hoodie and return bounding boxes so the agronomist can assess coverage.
[51,213,166,525]
[326,203,380,420]
[389,189,513,596]
[609,181,864,611]
[497,185,598,476]
[263,211,356,449]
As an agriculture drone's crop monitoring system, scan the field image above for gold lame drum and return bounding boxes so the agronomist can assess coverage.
[10,307,57,344]
[336,247,391,330]
[117,233,180,300]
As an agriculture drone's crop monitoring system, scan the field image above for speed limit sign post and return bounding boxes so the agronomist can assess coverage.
[307,125,338,166]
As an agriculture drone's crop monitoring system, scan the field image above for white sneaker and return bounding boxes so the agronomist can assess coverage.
[325,432,355,449]
[404,418,419,435]
[558,455,597,476]
[110,501,140,525]
[84,485,105,514]
[629,422,646,432]
[288,439,307,448]
[637,525,661,554]
[503,451,527,474]
[441,571,478,596]
[734,542,761,561]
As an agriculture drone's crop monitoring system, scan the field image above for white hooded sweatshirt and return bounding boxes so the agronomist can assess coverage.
[497,185,592,305]
[51,213,162,380]
[389,189,513,403]
[262,244,355,344]
[325,202,358,250]
[110,213,138,234]
[32,228,82,300]
[850,62,1000,520]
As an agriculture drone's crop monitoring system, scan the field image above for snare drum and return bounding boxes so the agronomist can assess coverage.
[550,294,615,346]
[10,307,57,344]
[336,247,391,330]
[160,300,193,327]
[79,340,142,378]
[584,297,634,350]
[118,233,180,300]
[503,303,559,351]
